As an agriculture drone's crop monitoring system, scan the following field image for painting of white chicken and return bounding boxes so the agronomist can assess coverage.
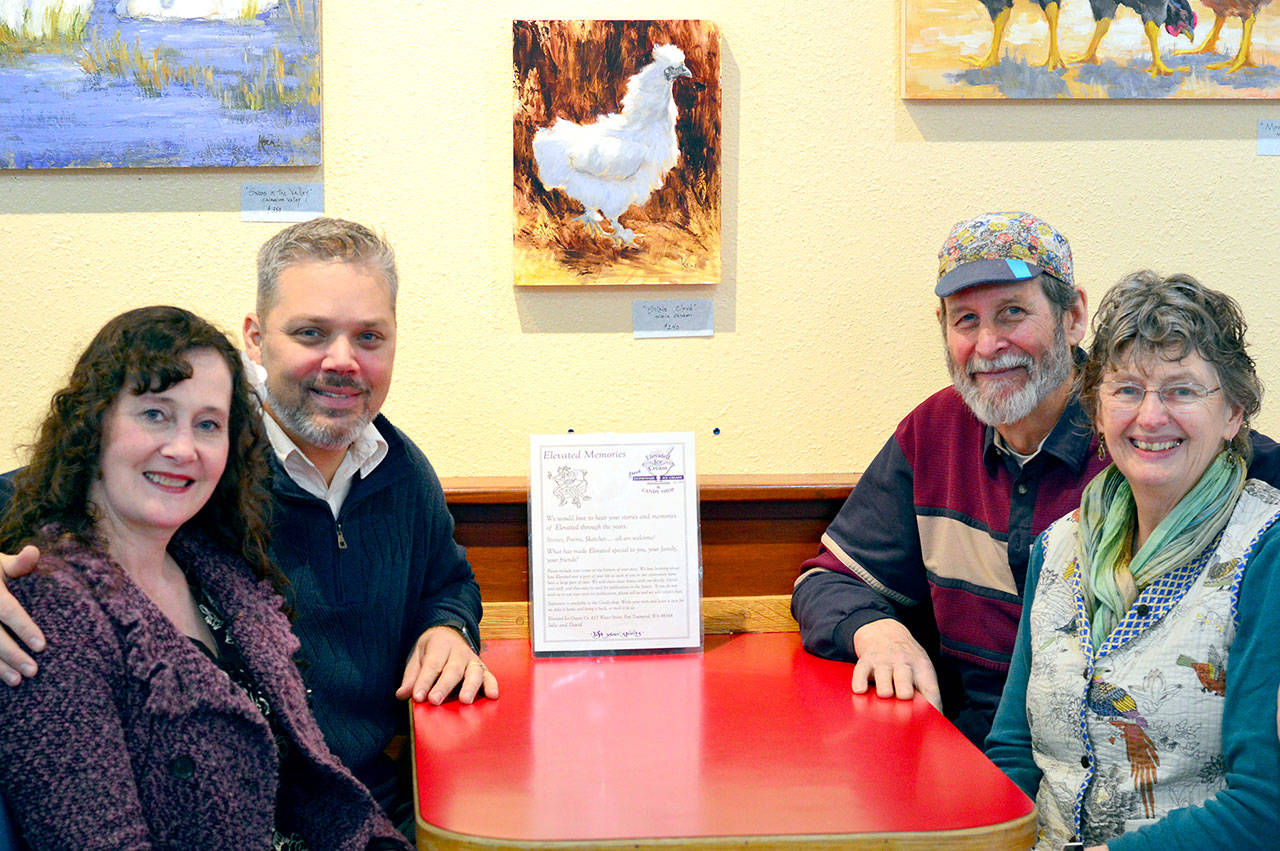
[533,44,692,247]
[514,20,721,286]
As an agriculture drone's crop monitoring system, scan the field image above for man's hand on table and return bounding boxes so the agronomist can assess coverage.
[396,624,499,706]
[850,617,942,711]
[0,545,44,686]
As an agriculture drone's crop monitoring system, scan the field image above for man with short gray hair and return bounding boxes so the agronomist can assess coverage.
[0,217,495,835]
[793,211,1280,746]
[241,217,496,827]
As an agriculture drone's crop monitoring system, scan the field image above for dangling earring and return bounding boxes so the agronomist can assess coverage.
[1097,440,1107,461]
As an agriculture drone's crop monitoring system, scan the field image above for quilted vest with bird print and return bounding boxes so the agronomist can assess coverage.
[1024,480,1280,849]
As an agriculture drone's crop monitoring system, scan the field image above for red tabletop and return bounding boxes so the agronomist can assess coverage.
[412,632,1035,849]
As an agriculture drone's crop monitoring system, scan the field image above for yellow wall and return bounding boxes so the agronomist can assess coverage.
[2,0,1279,478]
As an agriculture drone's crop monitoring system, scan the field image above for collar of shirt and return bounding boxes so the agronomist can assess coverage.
[992,430,1044,467]
[982,394,1095,477]
[247,357,389,517]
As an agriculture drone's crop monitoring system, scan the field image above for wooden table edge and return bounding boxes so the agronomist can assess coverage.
[414,810,1037,850]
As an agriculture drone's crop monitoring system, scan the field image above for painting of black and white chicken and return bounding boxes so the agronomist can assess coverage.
[533,44,692,247]
[967,0,1068,69]
[1069,0,1198,76]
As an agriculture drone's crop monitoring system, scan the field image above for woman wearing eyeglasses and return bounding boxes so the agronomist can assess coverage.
[986,271,1280,851]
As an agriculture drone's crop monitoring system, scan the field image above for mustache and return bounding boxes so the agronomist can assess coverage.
[306,374,369,393]
[966,352,1033,376]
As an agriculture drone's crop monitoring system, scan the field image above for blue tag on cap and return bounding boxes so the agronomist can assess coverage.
[1005,258,1031,279]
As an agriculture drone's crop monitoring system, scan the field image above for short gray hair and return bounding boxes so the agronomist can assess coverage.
[256,217,398,317]
[1080,270,1261,457]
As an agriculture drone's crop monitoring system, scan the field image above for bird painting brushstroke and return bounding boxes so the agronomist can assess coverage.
[1071,0,1198,77]
[533,44,692,247]
[967,0,1068,69]
[1176,0,1275,73]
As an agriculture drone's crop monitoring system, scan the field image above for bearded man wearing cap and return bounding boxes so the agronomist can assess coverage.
[791,211,1280,746]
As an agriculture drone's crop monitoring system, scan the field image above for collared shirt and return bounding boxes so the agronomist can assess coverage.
[991,430,1046,467]
[259,415,388,519]
[247,357,388,519]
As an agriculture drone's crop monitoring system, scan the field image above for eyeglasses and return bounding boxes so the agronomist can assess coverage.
[1099,381,1222,411]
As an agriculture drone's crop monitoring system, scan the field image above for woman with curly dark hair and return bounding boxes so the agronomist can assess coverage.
[0,306,408,850]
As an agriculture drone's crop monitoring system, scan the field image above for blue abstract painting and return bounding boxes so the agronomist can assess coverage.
[0,0,320,168]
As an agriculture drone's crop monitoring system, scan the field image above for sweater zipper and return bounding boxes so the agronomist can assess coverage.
[335,521,348,550]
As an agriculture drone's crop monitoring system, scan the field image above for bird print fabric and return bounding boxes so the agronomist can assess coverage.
[1089,678,1160,819]
[1017,508,1257,848]
[1176,647,1227,695]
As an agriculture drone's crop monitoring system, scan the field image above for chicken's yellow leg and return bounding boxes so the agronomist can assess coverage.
[963,7,1010,68]
[1144,19,1187,77]
[1175,14,1225,56]
[1069,17,1111,65]
[1208,15,1259,72]
[1041,2,1067,70]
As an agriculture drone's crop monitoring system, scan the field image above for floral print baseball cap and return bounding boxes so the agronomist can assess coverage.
[936,211,1073,297]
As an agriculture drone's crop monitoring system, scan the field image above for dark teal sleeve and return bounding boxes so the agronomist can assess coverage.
[983,530,1043,800]
[1110,524,1280,851]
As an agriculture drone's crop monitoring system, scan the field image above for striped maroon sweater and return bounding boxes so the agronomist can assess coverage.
[792,386,1105,743]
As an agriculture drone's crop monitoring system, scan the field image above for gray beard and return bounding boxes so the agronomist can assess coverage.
[947,325,1071,427]
[263,384,371,450]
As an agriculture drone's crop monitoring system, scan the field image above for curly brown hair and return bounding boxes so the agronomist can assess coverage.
[0,306,281,588]
[1079,270,1261,459]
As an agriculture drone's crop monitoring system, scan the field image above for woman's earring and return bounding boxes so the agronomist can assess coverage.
[1097,441,1107,460]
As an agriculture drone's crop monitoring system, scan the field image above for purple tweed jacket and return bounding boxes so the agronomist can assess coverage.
[0,527,410,851]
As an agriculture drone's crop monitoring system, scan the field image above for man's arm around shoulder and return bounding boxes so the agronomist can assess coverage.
[0,474,45,685]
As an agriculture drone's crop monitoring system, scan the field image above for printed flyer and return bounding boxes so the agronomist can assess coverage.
[529,432,701,655]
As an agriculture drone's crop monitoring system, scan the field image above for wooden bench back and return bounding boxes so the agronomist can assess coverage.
[442,474,856,639]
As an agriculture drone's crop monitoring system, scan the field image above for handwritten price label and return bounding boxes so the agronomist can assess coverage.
[632,299,714,338]
[1257,120,1280,156]
[241,183,324,222]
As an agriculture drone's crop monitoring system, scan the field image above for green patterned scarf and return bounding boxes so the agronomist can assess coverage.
[1077,450,1245,645]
